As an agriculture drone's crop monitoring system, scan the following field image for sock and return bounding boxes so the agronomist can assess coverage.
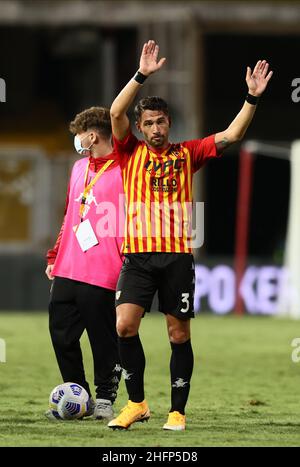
[118,334,145,403]
[170,339,194,415]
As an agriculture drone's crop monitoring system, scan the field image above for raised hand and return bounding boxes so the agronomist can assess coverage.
[138,40,166,77]
[246,60,273,97]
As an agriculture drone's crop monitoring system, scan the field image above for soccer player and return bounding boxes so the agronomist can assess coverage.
[45,107,123,421]
[107,40,273,431]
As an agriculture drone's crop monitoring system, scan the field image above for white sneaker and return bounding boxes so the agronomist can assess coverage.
[93,399,114,421]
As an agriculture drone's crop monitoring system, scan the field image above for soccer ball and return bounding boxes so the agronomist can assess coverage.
[49,382,90,420]
[48,383,69,420]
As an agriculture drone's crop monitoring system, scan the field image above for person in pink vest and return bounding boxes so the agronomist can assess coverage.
[45,107,124,421]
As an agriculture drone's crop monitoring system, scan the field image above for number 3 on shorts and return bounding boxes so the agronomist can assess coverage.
[180,293,190,313]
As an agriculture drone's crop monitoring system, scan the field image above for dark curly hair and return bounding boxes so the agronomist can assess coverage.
[134,96,169,121]
[69,106,111,139]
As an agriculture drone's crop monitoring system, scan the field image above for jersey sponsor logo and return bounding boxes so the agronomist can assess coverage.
[151,177,177,193]
[144,158,186,176]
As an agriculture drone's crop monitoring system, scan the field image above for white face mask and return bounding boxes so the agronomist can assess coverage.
[74,135,93,155]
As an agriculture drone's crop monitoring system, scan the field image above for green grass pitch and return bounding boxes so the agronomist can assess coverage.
[0,312,300,447]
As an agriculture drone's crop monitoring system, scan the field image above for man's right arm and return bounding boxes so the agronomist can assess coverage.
[45,220,64,280]
[110,79,141,142]
[110,40,166,141]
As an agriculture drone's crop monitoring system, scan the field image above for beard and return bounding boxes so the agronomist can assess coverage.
[149,135,164,147]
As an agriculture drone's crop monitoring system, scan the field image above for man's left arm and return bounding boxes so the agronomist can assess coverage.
[215,60,273,152]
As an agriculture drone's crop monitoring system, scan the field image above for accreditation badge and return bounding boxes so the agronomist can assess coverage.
[74,218,98,252]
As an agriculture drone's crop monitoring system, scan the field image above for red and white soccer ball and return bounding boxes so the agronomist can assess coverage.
[49,382,90,420]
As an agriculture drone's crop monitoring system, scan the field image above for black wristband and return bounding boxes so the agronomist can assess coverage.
[133,71,148,85]
[246,93,260,105]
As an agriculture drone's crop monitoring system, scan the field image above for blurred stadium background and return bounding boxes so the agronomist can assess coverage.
[0,0,299,315]
[1,0,300,448]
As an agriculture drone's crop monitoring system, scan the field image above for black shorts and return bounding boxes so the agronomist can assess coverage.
[115,253,195,320]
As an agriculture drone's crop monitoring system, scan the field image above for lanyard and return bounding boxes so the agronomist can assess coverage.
[79,159,114,220]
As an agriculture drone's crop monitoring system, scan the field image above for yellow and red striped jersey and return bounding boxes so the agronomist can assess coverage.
[113,131,220,253]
